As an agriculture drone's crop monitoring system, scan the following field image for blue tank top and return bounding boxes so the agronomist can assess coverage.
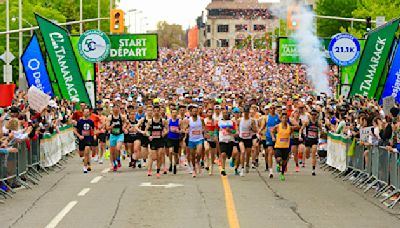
[265,114,281,138]
[135,112,145,121]
[168,118,180,140]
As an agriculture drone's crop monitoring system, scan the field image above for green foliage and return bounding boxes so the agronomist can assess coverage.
[315,0,358,38]
[0,0,117,84]
[157,21,186,48]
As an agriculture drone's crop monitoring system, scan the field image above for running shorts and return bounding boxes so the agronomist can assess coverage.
[167,138,180,153]
[150,138,165,150]
[260,140,267,149]
[275,148,290,160]
[265,137,274,147]
[110,134,124,147]
[305,139,318,148]
[125,134,139,143]
[205,140,217,149]
[239,138,253,149]
[79,139,93,151]
[220,142,234,159]
[291,138,300,146]
[98,133,107,143]
[188,139,204,150]
[139,134,149,148]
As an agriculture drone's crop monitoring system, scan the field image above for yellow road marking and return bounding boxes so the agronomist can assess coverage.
[220,169,240,228]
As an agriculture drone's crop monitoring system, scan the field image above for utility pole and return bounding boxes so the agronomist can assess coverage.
[5,0,10,84]
[98,0,101,30]
[80,0,83,34]
[19,0,26,90]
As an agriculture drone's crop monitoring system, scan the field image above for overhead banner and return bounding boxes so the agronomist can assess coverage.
[381,42,400,104]
[340,39,366,97]
[21,34,54,96]
[71,36,96,108]
[349,19,400,98]
[104,34,158,61]
[35,14,91,106]
[277,37,332,64]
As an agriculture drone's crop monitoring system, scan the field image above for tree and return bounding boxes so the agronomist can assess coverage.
[156,21,186,48]
[315,0,358,38]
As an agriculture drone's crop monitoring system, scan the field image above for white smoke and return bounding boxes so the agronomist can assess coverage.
[269,0,332,96]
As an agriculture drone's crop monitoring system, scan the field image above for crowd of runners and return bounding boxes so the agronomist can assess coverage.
[2,48,398,183]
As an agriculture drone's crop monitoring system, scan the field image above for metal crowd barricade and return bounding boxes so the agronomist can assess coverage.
[0,149,17,198]
[381,152,400,208]
[27,138,44,178]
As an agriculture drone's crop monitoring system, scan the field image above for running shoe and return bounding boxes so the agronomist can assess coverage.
[234,169,239,176]
[132,160,137,168]
[245,165,250,173]
[280,173,285,181]
[312,171,316,176]
[99,158,103,164]
[113,166,117,172]
[255,159,259,167]
[302,163,305,168]
[230,158,234,168]
[163,168,168,175]
[269,171,273,179]
[156,173,160,179]
[187,165,193,174]
[173,165,177,175]
[200,160,205,168]
[93,156,99,162]
[252,161,256,169]
[147,170,152,176]
[192,171,196,178]
[83,167,88,173]
[87,166,92,171]
[205,167,210,171]
[117,160,122,168]
[295,166,300,172]
[240,168,245,177]
[169,164,173,172]
[221,170,227,176]
[129,161,133,167]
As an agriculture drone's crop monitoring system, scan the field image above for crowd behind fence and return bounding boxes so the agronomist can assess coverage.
[0,125,76,202]
[325,132,400,209]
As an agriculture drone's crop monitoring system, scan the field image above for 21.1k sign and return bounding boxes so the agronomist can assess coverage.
[329,33,361,66]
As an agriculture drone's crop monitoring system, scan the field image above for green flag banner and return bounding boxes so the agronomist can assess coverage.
[35,14,91,106]
[340,40,366,97]
[71,36,96,108]
[105,34,158,61]
[349,19,400,98]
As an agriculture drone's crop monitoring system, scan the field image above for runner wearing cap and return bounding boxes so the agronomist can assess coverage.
[298,102,309,166]
[204,108,218,175]
[271,111,292,181]
[300,109,321,176]
[215,109,237,176]
[145,105,168,178]
[187,105,205,178]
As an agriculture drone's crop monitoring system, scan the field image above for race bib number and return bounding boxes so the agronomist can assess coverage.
[170,126,180,133]
[293,131,300,138]
[242,132,251,138]
[192,130,201,135]
[82,130,90,137]
[222,129,230,136]
[280,138,289,142]
[308,131,317,138]
[112,128,121,135]
[152,131,161,138]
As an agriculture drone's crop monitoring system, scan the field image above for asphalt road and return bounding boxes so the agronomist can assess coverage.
[1,154,400,228]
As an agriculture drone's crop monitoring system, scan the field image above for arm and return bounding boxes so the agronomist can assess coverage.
[270,126,277,141]
[258,117,265,134]
[73,122,84,140]
[144,119,152,137]
[162,119,169,137]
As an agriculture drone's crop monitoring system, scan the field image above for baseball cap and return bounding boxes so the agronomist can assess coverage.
[232,107,240,113]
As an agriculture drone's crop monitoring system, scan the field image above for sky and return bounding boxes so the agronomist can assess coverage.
[118,0,281,32]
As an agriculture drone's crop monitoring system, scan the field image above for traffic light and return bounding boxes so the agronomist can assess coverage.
[110,9,125,34]
[366,16,372,32]
[287,5,300,30]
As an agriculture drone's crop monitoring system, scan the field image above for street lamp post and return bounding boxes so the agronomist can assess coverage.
[12,17,33,36]
[4,0,10,84]
[127,9,137,33]
[140,16,147,33]
[80,0,83,34]
[19,0,26,89]
[98,0,101,30]
[135,11,143,33]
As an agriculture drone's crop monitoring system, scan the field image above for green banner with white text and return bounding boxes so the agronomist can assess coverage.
[71,36,96,108]
[35,14,91,106]
[104,34,158,61]
[349,19,400,98]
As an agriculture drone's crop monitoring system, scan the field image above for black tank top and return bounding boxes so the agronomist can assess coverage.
[290,119,302,139]
[141,117,148,132]
[150,118,163,139]
[306,120,318,139]
[111,115,123,135]
[127,115,137,134]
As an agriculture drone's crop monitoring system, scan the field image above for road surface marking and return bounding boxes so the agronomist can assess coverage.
[77,188,91,196]
[139,182,184,188]
[220,170,240,228]
[90,176,102,184]
[101,168,110,174]
[45,201,77,228]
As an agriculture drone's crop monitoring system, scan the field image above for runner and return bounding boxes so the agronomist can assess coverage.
[289,109,302,172]
[106,102,127,172]
[187,105,205,178]
[137,106,153,169]
[145,105,168,178]
[271,111,292,181]
[125,105,140,168]
[238,105,257,176]
[74,107,95,173]
[300,109,321,176]
[203,108,218,175]
[166,107,183,174]
[96,108,107,164]
[215,109,237,176]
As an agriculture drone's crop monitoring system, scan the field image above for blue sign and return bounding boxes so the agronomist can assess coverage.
[329,33,361,66]
[381,44,400,104]
[21,34,53,96]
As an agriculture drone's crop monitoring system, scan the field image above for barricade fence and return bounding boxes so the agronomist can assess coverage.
[0,125,76,199]
[325,133,400,209]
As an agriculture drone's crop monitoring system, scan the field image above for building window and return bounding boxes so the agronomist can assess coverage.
[219,39,229,47]
[207,25,211,33]
[205,40,211,47]
[253,24,266,31]
[217,25,229,33]
[235,39,243,45]
[235,24,248,32]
